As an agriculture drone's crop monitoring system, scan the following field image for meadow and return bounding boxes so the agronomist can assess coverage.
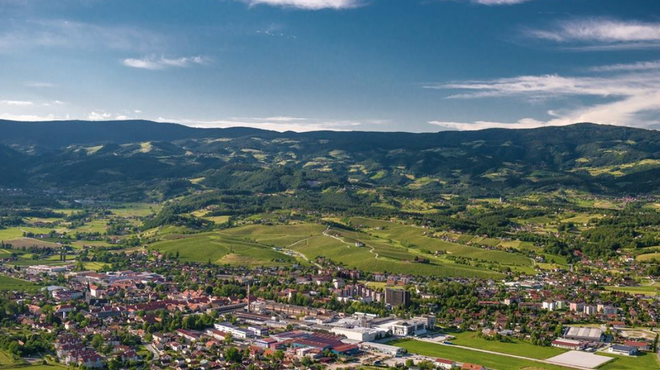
[599,352,660,370]
[347,217,533,267]
[449,331,567,360]
[148,232,297,267]
[392,339,574,370]
[0,275,40,291]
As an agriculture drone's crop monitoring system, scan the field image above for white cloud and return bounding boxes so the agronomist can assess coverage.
[0,113,58,121]
[1,100,33,106]
[527,18,660,49]
[157,116,362,132]
[426,65,660,130]
[256,116,308,122]
[240,0,363,10]
[123,55,209,70]
[590,60,660,72]
[88,111,112,121]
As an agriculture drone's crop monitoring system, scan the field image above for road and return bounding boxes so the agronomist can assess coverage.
[280,237,322,268]
[322,227,379,258]
[144,343,161,360]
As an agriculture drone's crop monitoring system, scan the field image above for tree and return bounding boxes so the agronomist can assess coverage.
[224,347,243,363]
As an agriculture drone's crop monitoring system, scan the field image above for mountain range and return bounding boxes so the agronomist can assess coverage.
[1,119,659,199]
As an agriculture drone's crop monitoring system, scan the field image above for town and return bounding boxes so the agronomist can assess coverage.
[0,242,658,370]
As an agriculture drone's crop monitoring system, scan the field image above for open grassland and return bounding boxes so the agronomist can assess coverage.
[1,365,70,370]
[348,217,533,268]
[0,275,40,291]
[636,252,660,262]
[599,352,660,370]
[0,350,21,368]
[109,203,159,217]
[152,221,505,278]
[148,232,296,267]
[449,331,567,360]
[605,285,659,296]
[3,238,60,249]
[287,232,502,279]
[221,224,326,248]
[392,339,573,370]
[0,228,63,241]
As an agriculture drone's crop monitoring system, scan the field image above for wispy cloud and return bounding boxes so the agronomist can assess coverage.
[1,100,33,106]
[25,81,55,88]
[239,0,364,10]
[123,55,209,70]
[0,19,165,53]
[589,60,660,73]
[425,65,660,130]
[463,0,534,5]
[527,18,660,50]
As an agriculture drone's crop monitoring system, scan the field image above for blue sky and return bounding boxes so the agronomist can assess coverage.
[1,0,660,132]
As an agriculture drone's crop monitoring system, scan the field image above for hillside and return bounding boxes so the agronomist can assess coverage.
[1,120,660,199]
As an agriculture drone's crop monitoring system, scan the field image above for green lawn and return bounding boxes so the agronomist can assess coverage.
[0,275,40,291]
[393,339,574,370]
[604,285,659,296]
[450,331,567,360]
[599,352,660,370]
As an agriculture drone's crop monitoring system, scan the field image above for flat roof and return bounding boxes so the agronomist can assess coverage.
[547,351,613,369]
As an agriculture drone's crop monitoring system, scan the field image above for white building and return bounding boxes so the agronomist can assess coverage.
[331,326,385,342]
[214,322,251,339]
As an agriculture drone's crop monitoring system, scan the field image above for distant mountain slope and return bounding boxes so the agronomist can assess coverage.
[1,119,659,198]
[0,120,270,148]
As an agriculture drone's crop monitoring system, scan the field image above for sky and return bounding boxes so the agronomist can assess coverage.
[1,0,660,132]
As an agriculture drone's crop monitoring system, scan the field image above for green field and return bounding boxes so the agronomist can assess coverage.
[287,230,503,278]
[599,352,660,370]
[449,331,567,359]
[637,253,660,262]
[149,221,507,277]
[393,339,573,370]
[605,285,659,296]
[148,232,297,267]
[348,217,533,267]
[0,275,40,291]
[1,365,70,370]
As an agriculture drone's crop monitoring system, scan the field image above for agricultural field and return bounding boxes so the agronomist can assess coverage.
[347,217,533,268]
[0,275,40,291]
[392,339,574,370]
[148,232,297,267]
[604,285,660,296]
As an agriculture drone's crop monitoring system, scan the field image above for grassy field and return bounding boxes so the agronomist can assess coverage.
[348,217,533,267]
[287,231,503,278]
[1,365,70,370]
[636,252,660,262]
[0,350,21,368]
[605,285,659,296]
[148,232,297,267]
[599,351,660,370]
[449,331,567,360]
[392,339,573,370]
[0,275,40,291]
[83,262,109,271]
